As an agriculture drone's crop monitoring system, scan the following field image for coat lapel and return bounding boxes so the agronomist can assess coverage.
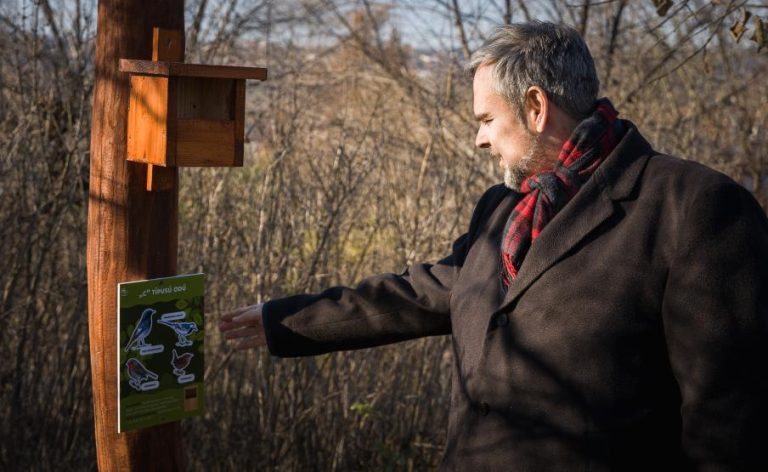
[497,178,615,310]
[462,123,653,372]
[497,124,653,313]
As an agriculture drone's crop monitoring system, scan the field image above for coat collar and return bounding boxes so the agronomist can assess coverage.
[487,121,654,314]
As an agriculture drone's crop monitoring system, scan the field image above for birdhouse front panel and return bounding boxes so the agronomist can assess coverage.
[126,75,174,167]
[176,76,233,120]
[174,76,244,167]
[176,119,236,166]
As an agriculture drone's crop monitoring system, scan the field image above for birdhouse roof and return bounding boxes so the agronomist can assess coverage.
[119,59,267,81]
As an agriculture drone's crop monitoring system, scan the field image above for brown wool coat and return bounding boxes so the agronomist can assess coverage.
[262,122,768,471]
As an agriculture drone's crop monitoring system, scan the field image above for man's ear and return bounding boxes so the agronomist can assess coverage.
[525,86,548,134]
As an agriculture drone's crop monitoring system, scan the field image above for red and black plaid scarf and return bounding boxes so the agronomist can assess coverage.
[500,98,624,287]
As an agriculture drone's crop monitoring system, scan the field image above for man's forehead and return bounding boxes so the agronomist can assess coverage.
[473,68,503,112]
[473,64,500,98]
[475,62,500,83]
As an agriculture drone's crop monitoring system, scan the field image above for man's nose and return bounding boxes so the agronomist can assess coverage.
[475,129,490,149]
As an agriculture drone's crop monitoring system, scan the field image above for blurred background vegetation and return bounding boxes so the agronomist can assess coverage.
[1,0,767,469]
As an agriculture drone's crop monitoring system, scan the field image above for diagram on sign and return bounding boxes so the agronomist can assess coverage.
[122,310,200,385]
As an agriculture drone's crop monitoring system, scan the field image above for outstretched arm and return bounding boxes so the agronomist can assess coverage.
[218,251,462,355]
[220,184,509,357]
[258,248,464,357]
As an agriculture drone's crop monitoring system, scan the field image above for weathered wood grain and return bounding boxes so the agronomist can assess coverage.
[126,75,170,166]
[176,77,234,120]
[87,3,184,470]
[119,59,268,81]
[152,27,183,62]
[145,27,182,190]
[176,119,238,167]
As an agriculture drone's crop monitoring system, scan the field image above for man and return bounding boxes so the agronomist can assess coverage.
[220,21,768,470]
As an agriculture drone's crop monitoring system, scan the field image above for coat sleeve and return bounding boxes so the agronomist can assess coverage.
[661,180,768,470]
[261,185,509,358]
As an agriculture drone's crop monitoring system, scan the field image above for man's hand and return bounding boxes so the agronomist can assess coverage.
[219,304,267,351]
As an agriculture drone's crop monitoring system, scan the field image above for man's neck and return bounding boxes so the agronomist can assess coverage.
[539,110,580,168]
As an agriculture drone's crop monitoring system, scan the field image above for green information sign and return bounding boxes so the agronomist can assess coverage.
[117,273,205,433]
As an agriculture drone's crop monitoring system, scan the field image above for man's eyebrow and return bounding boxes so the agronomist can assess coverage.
[475,112,491,122]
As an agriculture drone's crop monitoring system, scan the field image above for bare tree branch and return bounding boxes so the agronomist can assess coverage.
[517,0,532,21]
[188,0,209,52]
[579,0,591,36]
[450,0,472,61]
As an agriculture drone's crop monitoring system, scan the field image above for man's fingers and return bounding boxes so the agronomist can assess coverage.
[219,303,266,351]
[220,306,262,331]
[232,310,263,325]
[220,305,251,322]
[219,317,254,330]
[219,319,246,333]
[221,304,262,321]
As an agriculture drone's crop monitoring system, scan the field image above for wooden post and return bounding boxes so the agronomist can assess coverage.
[87,1,184,469]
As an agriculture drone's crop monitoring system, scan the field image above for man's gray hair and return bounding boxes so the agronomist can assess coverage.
[468,21,599,121]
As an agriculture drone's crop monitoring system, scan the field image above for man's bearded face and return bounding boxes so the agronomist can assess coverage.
[473,64,547,191]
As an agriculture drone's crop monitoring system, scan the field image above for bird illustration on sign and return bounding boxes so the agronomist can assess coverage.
[126,358,160,392]
[171,349,196,384]
[158,318,199,347]
[124,308,155,351]
[171,349,194,376]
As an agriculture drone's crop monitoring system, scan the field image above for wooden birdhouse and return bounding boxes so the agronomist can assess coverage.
[119,28,267,190]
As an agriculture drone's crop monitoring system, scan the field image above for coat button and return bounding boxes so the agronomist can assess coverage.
[478,402,490,416]
[494,313,509,328]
